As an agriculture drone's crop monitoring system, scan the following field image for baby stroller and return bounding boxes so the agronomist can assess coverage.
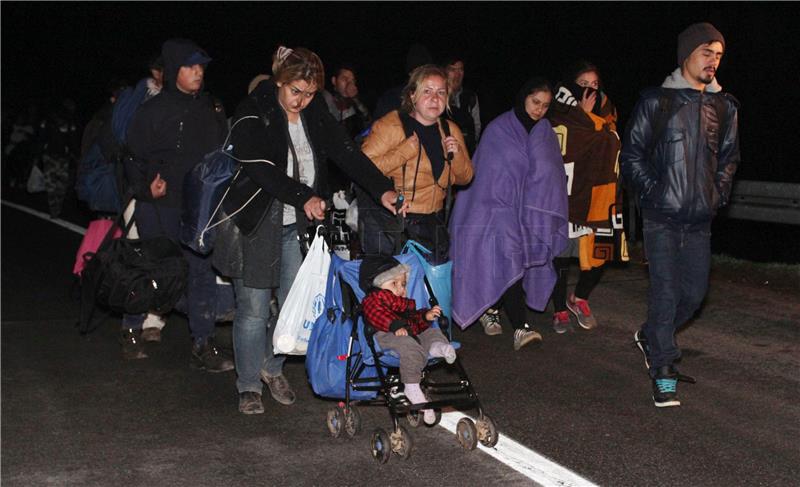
[306,251,498,464]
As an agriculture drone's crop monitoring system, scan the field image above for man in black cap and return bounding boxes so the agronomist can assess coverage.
[621,22,740,407]
[123,38,232,370]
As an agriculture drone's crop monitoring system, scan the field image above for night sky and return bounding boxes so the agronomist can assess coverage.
[3,2,798,183]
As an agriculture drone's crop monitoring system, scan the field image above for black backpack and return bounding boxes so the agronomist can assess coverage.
[78,206,188,335]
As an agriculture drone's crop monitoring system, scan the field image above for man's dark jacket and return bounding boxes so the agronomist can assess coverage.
[126,38,226,208]
[620,80,740,225]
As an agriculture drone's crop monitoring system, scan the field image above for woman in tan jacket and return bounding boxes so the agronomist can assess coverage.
[360,64,473,263]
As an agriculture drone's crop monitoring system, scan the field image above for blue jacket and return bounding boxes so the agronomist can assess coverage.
[620,68,740,225]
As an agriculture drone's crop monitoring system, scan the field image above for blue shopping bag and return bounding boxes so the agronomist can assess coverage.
[402,240,453,321]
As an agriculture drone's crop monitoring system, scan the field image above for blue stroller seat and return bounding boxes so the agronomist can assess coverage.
[307,253,497,464]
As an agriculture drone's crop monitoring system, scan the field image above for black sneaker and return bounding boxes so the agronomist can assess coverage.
[120,328,148,360]
[191,337,234,373]
[634,329,651,370]
[238,392,264,415]
[652,365,680,408]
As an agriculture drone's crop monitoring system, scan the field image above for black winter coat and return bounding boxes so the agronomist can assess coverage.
[620,87,740,225]
[126,39,226,208]
[223,80,393,236]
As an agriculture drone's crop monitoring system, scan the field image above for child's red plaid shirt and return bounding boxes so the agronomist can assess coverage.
[362,289,430,336]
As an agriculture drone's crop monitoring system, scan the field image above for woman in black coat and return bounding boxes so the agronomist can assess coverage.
[213,46,403,415]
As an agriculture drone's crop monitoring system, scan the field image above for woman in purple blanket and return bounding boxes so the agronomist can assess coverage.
[449,77,569,351]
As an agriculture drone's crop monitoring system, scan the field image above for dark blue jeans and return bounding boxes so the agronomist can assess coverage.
[642,218,711,375]
[122,202,217,341]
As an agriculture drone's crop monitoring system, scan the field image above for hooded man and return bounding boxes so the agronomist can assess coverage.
[123,38,232,370]
[621,22,740,408]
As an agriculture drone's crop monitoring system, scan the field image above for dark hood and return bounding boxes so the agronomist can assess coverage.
[514,76,549,133]
[161,38,209,92]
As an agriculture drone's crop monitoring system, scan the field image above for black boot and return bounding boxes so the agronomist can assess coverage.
[191,337,234,373]
[120,328,148,360]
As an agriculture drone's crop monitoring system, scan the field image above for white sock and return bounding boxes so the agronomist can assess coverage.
[404,383,436,424]
[429,341,456,364]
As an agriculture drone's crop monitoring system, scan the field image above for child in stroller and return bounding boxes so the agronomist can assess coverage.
[360,256,457,425]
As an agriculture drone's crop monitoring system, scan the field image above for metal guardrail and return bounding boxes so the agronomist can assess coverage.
[723,180,800,225]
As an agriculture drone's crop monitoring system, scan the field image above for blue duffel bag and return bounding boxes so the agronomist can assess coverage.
[180,115,273,254]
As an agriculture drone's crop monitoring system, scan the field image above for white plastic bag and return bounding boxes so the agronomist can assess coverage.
[27,164,45,193]
[273,226,331,355]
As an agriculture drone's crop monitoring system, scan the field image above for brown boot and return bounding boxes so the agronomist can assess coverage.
[120,328,148,360]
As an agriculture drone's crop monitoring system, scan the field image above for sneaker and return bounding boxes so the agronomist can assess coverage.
[190,337,234,373]
[260,370,296,405]
[552,311,571,334]
[652,365,681,407]
[120,328,148,360]
[140,327,162,343]
[480,308,503,336]
[238,392,265,415]
[634,329,651,370]
[566,295,598,329]
[513,324,542,351]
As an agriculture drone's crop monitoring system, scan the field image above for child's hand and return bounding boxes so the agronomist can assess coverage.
[425,306,442,321]
[395,328,408,337]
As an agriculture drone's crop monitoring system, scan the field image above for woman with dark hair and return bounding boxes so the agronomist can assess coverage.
[450,77,569,351]
[547,60,624,334]
[212,46,401,414]
[359,64,474,264]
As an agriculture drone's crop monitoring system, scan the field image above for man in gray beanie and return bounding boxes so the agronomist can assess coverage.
[620,22,740,408]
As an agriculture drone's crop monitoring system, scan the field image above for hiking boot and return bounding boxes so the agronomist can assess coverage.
[652,365,681,408]
[566,295,598,329]
[260,370,296,405]
[238,392,265,415]
[120,328,148,360]
[634,329,651,370]
[552,311,571,334]
[141,327,162,343]
[191,337,234,373]
[479,308,503,336]
[513,324,542,351]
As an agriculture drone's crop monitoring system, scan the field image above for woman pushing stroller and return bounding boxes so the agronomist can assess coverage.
[360,255,457,425]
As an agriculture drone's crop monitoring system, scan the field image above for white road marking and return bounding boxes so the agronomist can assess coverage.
[4,199,599,486]
[441,411,599,486]
[2,200,87,235]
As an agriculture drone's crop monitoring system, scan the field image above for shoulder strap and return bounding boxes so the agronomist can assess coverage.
[439,117,454,225]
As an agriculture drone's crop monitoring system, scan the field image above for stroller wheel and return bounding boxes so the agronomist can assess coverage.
[407,410,422,428]
[456,418,478,451]
[426,409,442,427]
[391,426,413,460]
[326,406,344,438]
[477,414,499,447]
[370,428,391,464]
[344,406,362,437]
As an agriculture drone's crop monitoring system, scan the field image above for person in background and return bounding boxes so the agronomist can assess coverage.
[36,98,80,218]
[622,22,739,407]
[442,54,481,155]
[451,77,568,350]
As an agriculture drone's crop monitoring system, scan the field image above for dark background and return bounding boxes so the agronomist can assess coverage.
[3,1,799,183]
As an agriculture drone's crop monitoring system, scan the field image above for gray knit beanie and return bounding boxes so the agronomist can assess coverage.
[677,22,725,66]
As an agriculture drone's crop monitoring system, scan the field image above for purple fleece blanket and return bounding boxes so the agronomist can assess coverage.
[449,111,569,328]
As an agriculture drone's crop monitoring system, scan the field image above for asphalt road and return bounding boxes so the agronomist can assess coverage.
[2,197,799,487]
